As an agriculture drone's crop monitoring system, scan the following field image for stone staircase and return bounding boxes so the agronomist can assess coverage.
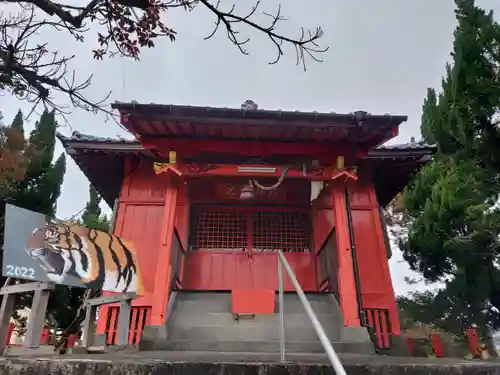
[140,291,374,355]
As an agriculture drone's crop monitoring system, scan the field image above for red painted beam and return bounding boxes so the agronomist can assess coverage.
[153,162,358,181]
[139,137,370,160]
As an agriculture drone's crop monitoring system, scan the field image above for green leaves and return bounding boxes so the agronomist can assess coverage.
[0,109,67,329]
[11,109,66,217]
[400,0,500,333]
[80,184,110,232]
[420,88,438,143]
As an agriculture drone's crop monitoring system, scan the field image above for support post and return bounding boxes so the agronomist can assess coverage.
[150,174,179,326]
[116,299,132,346]
[331,182,361,327]
[277,258,285,362]
[25,288,51,348]
[344,187,364,324]
[95,197,120,335]
[82,305,97,348]
[0,293,15,354]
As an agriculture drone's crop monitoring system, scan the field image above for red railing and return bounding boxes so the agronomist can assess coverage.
[363,308,391,349]
[105,306,151,345]
[316,229,339,300]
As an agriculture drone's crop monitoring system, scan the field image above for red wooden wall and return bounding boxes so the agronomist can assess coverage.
[347,172,401,336]
[182,178,316,292]
[113,160,168,306]
[97,158,187,333]
[96,157,401,338]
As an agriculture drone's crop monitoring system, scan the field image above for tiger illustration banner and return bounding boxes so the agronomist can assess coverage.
[2,204,145,295]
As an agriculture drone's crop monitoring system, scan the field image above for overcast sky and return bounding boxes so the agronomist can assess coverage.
[2,0,499,296]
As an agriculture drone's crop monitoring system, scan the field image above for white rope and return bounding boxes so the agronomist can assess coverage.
[251,167,288,191]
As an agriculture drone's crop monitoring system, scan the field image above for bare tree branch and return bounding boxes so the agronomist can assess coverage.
[1,0,328,117]
[0,7,112,121]
[200,0,327,70]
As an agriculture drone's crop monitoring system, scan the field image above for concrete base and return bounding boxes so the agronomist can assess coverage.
[141,291,375,355]
[342,326,372,343]
[2,352,500,374]
[2,345,54,356]
[90,334,106,347]
[139,337,375,354]
[384,335,412,357]
[139,325,168,350]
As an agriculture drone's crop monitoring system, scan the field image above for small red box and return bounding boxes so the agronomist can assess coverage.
[231,289,275,315]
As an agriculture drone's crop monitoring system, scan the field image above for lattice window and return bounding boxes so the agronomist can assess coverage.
[189,207,311,253]
[252,211,310,252]
[189,209,247,251]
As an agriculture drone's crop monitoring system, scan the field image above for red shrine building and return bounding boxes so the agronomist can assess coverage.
[59,101,433,353]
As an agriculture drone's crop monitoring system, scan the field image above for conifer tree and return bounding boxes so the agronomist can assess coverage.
[80,185,110,232]
[0,109,32,255]
[1,109,67,329]
[401,0,500,340]
[0,110,31,201]
[12,109,66,216]
[10,110,24,135]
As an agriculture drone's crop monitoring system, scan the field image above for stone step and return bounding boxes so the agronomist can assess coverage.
[173,301,231,314]
[167,312,342,329]
[139,339,375,354]
[167,324,342,342]
[173,295,338,315]
[176,292,232,302]
[176,292,334,301]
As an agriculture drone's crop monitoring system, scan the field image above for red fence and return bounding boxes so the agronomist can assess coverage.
[363,308,391,349]
[105,306,151,345]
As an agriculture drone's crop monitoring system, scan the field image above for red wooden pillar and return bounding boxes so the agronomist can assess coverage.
[332,182,361,327]
[431,333,444,358]
[150,174,179,326]
[5,322,14,345]
[466,328,481,357]
[40,328,50,344]
[406,337,415,356]
[67,334,78,348]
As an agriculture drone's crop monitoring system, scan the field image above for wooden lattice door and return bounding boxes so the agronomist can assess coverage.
[185,206,315,291]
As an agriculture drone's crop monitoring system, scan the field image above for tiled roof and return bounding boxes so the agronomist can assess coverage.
[111,101,408,123]
[57,131,137,144]
[58,131,436,152]
[376,141,435,150]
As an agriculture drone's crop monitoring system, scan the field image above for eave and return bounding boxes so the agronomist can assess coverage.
[111,102,408,150]
[58,131,435,208]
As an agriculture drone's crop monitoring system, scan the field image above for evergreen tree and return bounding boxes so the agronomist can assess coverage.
[0,109,32,251]
[0,110,31,201]
[80,185,110,232]
[10,110,24,135]
[13,109,66,216]
[420,88,437,143]
[400,0,500,342]
[0,109,67,329]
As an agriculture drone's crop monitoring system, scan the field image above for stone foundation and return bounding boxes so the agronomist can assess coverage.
[1,355,500,375]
